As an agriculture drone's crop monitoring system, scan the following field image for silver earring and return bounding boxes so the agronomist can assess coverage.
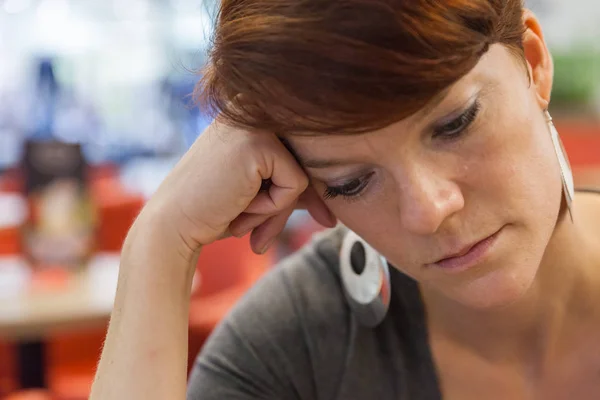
[545,110,575,221]
[340,230,391,327]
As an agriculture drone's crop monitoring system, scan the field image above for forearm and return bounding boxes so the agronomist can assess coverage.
[90,212,197,400]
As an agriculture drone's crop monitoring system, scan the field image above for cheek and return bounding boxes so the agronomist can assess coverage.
[468,104,562,247]
[315,173,393,234]
[326,194,403,257]
[468,100,559,196]
[328,200,388,236]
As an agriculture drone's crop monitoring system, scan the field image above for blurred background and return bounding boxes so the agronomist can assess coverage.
[0,0,599,399]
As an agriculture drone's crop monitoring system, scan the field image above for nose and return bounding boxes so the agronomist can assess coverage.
[396,164,464,235]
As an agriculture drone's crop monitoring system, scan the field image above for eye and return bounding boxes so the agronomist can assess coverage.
[323,172,374,200]
[433,100,480,139]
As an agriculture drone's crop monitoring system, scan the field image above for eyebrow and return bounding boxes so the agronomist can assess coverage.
[412,86,452,122]
[283,84,478,170]
[298,157,355,169]
[279,137,351,169]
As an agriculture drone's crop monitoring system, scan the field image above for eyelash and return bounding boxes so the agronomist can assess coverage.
[324,172,374,201]
[433,100,481,139]
[323,101,481,201]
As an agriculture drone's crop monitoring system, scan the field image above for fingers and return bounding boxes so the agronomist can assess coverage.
[219,134,334,254]
[229,205,295,254]
[230,189,336,254]
[245,139,309,215]
[297,187,337,228]
[228,212,272,238]
[218,229,233,240]
[246,186,336,229]
[244,191,280,214]
[249,206,295,254]
[237,186,335,239]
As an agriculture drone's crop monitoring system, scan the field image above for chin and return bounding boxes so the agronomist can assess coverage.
[443,258,540,310]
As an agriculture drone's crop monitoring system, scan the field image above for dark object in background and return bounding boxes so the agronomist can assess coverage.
[21,140,97,269]
[23,140,85,193]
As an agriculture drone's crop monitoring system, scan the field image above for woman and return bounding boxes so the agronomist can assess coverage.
[91,0,600,399]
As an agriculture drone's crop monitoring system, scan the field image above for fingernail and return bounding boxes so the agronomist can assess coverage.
[235,224,254,237]
[259,237,276,254]
[240,227,253,237]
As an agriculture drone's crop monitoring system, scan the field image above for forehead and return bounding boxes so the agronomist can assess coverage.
[283,45,516,161]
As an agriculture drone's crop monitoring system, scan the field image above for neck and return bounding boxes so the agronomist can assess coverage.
[422,198,600,368]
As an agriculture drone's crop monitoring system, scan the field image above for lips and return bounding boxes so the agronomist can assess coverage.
[436,239,484,263]
[429,228,502,271]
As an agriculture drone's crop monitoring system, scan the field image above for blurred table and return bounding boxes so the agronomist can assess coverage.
[0,160,160,391]
[0,255,119,341]
[0,255,120,388]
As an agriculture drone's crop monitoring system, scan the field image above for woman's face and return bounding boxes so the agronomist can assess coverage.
[285,44,563,309]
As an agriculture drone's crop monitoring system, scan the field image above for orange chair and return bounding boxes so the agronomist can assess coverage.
[187,235,275,371]
[0,165,140,400]
[0,196,23,397]
[0,164,144,253]
[46,330,105,400]
[0,226,21,258]
[90,176,145,252]
[4,389,54,400]
[557,120,600,167]
[0,342,18,398]
[558,121,600,188]
[0,169,23,193]
[87,163,119,183]
[45,173,143,400]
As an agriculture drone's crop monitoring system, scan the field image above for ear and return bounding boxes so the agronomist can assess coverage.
[522,9,554,109]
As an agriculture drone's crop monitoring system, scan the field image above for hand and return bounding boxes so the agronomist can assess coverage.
[141,120,336,259]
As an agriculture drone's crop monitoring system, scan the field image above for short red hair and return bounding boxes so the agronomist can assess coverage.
[195,0,525,134]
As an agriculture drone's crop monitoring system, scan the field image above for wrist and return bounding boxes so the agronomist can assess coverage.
[124,206,200,274]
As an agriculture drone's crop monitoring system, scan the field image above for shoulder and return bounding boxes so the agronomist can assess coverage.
[189,226,354,400]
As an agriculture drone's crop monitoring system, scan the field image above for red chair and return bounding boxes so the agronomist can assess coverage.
[90,176,145,252]
[0,195,23,397]
[45,172,142,400]
[4,389,54,400]
[558,120,600,188]
[0,342,18,398]
[0,164,144,254]
[557,120,600,167]
[187,235,275,371]
[0,169,23,193]
[0,226,21,258]
[0,165,141,400]
[46,330,105,400]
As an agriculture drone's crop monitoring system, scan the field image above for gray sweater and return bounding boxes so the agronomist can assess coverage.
[187,226,441,399]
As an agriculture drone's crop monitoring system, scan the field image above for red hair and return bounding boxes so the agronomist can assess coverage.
[195,0,525,134]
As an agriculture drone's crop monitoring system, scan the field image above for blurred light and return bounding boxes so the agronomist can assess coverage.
[173,14,213,49]
[3,0,31,14]
[113,0,149,20]
[170,0,198,13]
[34,18,96,53]
[36,0,70,23]
[33,0,96,54]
